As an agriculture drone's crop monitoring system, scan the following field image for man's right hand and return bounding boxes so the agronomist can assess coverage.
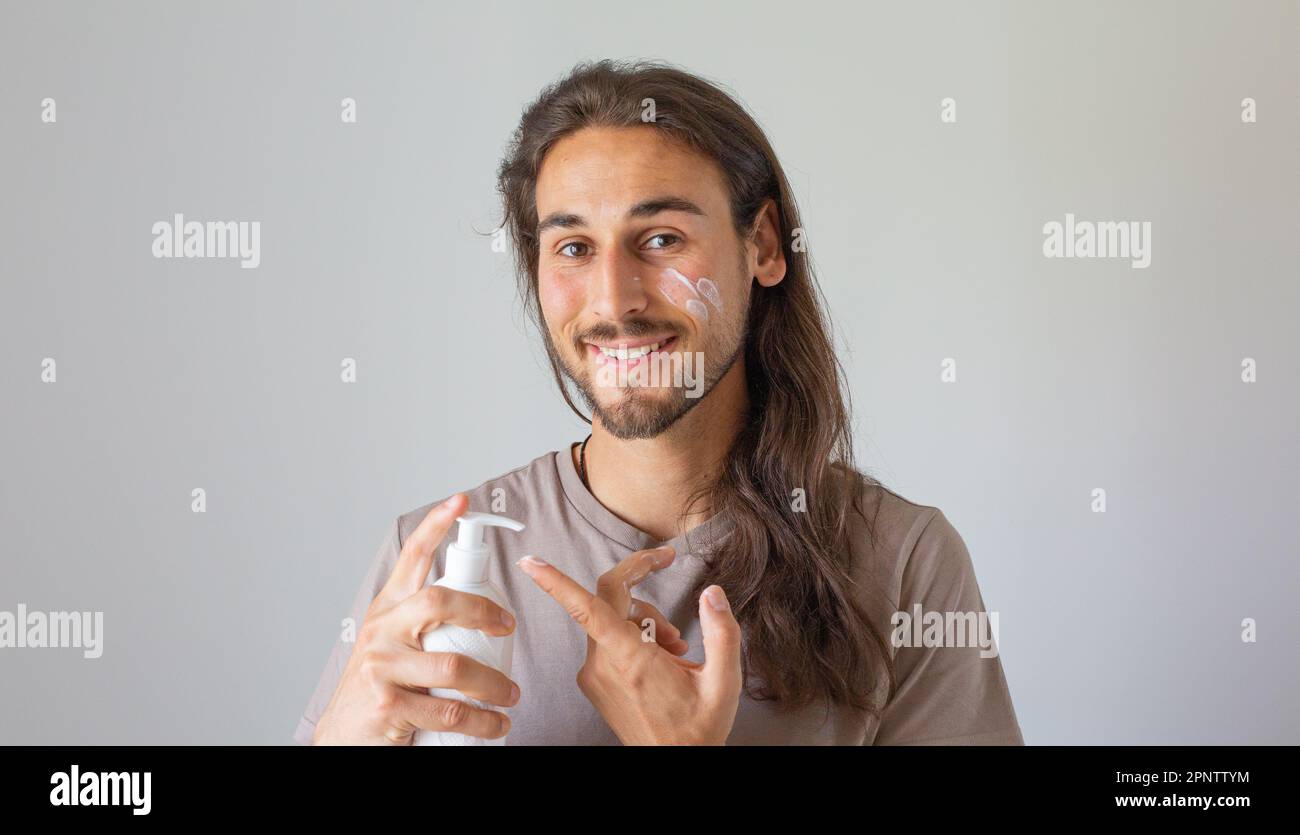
[312,493,521,745]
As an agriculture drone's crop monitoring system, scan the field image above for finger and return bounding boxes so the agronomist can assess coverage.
[392,688,512,740]
[380,494,468,603]
[386,584,515,648]
[595,545,676,619]
[383,647,520,708]
[698,585,743,703]
[516,555,642,670]
[628,597,687,655]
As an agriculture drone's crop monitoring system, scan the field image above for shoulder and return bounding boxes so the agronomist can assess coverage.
[844,473,976,602]
[394,449,563,546]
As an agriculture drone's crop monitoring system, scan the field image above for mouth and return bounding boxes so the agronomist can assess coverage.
[585,335,679,368]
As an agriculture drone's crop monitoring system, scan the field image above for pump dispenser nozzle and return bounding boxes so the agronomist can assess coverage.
[444,512,525,584]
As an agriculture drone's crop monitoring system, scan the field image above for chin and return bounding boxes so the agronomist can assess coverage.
[560,343,716,438]
[590,388,704,440]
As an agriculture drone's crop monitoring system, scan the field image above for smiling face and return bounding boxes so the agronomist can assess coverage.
[534,125,753,439]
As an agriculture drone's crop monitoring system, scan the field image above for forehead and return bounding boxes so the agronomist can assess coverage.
[535,125,729,223]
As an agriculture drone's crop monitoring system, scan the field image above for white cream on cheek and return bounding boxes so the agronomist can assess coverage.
[695,278,722,311]
[658,267,724,323]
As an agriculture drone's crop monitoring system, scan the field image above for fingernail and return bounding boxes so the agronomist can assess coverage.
[517,555,548,569]
[704,585,729,612]
[509,683,520,703]
[500,611,515,628]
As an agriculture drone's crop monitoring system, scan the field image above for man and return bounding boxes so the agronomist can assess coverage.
[295,59,1024,745]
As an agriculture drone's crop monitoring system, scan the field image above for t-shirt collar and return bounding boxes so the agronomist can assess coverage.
[553,446,732,561]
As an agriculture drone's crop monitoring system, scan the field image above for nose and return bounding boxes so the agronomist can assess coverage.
[587,246,648,322]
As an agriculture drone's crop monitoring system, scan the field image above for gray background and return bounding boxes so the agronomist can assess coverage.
[1,0,1296,744]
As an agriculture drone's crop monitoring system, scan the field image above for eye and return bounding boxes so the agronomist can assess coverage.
[558,241,590,258]
[644,233,681,250]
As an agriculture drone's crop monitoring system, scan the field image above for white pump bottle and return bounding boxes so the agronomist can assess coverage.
[412,511,524,747]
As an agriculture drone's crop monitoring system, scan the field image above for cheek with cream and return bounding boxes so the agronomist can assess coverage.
[657,267,724,324]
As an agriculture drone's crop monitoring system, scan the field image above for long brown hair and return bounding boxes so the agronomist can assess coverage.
[496,59,895,718]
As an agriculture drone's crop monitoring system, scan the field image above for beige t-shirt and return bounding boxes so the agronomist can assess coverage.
[294,449,1024,745]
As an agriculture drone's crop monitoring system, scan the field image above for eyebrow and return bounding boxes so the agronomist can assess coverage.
[536,195,706,237]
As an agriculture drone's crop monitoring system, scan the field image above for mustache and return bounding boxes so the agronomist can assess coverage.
[571,319,681,352]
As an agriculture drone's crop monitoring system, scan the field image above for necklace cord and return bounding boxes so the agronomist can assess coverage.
[578,433,593,489]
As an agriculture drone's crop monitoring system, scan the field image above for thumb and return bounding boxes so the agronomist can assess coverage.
[698,585,743,702]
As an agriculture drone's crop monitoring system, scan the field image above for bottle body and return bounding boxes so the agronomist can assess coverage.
[411,576,515,747]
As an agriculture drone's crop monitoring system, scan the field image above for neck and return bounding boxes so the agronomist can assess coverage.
[580,359,749,542]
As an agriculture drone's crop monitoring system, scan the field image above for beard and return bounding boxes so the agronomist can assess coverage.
[578,341,743,440]
[550,305,747,441]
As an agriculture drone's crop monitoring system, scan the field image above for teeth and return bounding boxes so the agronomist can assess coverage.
[598,341,660,360]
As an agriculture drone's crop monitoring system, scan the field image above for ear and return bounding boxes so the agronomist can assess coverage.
[746,198,787,288]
